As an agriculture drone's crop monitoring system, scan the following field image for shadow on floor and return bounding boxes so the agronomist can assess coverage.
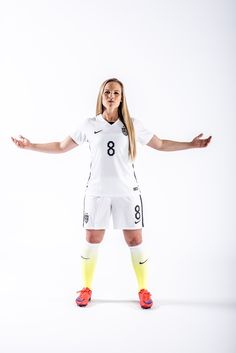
[158,299,236,309]
[84,298,236,310]
[78,298,159,310]
[92,299,138,304]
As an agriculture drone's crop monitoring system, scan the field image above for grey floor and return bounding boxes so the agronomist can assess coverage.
[1,292,236,353]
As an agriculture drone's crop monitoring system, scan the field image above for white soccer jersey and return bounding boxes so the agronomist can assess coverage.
[70,114,154,196]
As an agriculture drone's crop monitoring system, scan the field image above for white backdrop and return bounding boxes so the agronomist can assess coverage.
[0,1,235,352]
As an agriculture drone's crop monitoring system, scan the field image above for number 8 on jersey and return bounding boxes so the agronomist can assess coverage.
[107,141,115,156]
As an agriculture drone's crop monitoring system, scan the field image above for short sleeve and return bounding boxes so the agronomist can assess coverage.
[69,119,89,145]
[133,118,154,145]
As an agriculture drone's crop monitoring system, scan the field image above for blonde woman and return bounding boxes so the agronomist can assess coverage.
[11,78,212,309]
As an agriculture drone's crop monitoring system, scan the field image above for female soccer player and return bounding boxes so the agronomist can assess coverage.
[11,78,212,309]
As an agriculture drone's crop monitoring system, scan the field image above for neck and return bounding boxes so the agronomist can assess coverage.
[102,109,119,122]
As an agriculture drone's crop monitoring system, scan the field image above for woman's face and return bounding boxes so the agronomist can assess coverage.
[102,81,122,112]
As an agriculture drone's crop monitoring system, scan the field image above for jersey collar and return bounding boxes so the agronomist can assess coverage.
[97,114,121,126]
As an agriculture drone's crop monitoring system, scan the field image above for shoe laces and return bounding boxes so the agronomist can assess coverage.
[76,287,91,298]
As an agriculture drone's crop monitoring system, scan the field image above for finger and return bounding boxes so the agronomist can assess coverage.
[12,138,22,147]
[12,137,18,145]
[205,137,212,146]
[196,133,203,139]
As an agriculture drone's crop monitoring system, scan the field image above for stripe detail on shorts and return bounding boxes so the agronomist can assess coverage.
[139,194,144,227]
[82,194,86,227]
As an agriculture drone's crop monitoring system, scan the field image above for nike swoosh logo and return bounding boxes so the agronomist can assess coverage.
[94,130,103,134]
[139,259,148,265]
[135,219,141,224]
[81,256,90,260]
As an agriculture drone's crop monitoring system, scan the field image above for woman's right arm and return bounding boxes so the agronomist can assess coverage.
[11,135,78,153]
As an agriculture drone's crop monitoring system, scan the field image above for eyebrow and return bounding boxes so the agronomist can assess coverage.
[104,89,121,92]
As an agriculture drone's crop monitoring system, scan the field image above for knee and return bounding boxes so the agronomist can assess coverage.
[86,230,104,244]
[87,236,101,244]
[123,229,143,247]
[127,237,142,247]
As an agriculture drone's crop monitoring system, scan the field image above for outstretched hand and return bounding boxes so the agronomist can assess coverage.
[190,133,212,148]
[11,135,31,149]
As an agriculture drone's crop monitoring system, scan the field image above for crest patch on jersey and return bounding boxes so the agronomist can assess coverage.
[121,126,128,136]
[83,213,89,223]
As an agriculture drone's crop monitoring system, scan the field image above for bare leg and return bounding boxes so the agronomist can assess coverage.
[86,229,106,243]
[123,228,142,246]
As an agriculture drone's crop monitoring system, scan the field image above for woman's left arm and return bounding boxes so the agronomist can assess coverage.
[146,133,212,151]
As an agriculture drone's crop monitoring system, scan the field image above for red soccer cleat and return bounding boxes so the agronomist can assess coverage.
[75,287,92,307]
[138,289,153,309]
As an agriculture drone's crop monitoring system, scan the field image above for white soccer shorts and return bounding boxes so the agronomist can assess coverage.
[82,192,144,229]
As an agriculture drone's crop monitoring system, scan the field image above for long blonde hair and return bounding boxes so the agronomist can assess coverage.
[96,78,137,160]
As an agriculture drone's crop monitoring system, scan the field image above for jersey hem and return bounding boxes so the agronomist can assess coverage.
[84,192,141,197]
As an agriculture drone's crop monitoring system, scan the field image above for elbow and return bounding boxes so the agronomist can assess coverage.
[58,142,67,153]
[147,135,163,150]
[58,137,78,153]
[158,139,164,151]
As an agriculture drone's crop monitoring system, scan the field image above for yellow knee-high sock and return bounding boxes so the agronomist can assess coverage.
[129,243,148,291]
[81,241,99,290]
